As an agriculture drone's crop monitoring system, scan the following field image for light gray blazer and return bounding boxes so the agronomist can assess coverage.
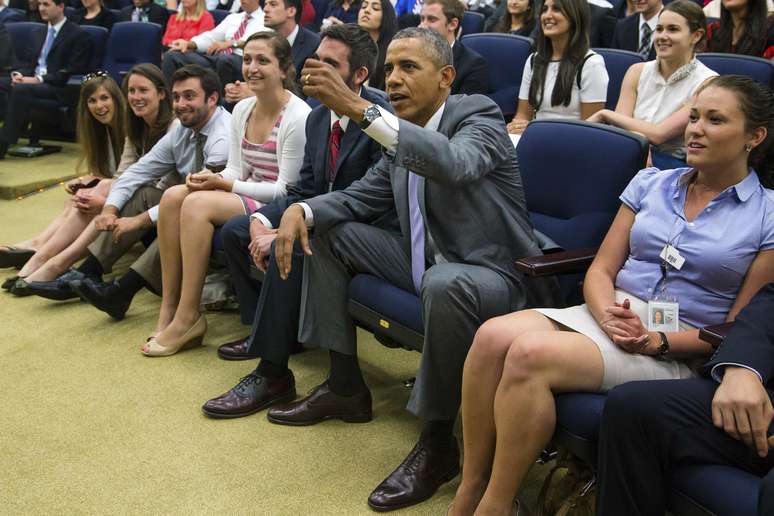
[306,94,551,293]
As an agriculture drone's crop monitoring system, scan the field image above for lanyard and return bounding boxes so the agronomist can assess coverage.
[654,215,684,300]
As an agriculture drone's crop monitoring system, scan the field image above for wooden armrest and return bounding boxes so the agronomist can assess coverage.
[515,247,598,277]
[699,322,734,349]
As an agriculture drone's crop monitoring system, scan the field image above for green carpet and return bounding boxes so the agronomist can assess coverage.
[0,143,80,200]
[0,155,552,515]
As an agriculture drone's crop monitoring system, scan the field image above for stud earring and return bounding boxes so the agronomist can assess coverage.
[745,144,753,152]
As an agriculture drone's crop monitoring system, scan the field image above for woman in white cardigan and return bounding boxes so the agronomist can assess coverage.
[143,31,311,357]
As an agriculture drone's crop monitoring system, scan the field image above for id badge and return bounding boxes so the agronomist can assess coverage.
[659,245,685,270]
[647,300,680,332]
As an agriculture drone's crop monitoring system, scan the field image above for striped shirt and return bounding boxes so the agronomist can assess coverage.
[241,108,283,184]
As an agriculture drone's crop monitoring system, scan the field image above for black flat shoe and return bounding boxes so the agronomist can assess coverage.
[0,247,35,269]
[2,275,19,291]
[9,278,33,297]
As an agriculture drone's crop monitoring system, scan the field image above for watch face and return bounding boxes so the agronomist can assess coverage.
[364,106,380,122]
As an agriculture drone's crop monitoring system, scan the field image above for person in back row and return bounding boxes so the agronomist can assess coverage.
[161,0,266,90]
[357,0,397,91]
[265,27,559,512]
[588,0,717,169]
[451,74,774,516]
[141,31,311,357]
[68,65,231,320]
[610,0,661,59]
[0,0,93,159]
[202,23,393,415]
[508,0,608,134]
[706,0,774,58]
[419,0,491,95]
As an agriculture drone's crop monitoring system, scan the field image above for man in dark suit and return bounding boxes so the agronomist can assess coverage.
[610,0,661,59]
[588,1,616,47]
[223,0,319,106]
[202,23,393,415]
[419,0,490,95]
[0,24,12,75]
[119,0,169,31]
[597,283,774,516]
[267,27,558,511]
[0,0,92,158]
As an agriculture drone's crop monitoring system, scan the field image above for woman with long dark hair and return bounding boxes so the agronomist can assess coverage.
[489,0,537,36]
[142,32,310,357]
[588,0,718,169]
[358,0,398,91]
[5,74,125,292]
[706,0,774,58]
[507,0,608,134]
[451,75,774,516]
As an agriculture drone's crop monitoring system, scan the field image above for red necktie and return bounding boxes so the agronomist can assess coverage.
[328,120,343,185]
[221,13,250,55]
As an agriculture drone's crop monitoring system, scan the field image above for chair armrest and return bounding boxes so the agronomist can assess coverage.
[699,322,734,350]
[514,247,598,277]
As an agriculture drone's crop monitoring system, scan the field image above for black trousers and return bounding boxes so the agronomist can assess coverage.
[0,81,63,145]
[597,378,774,516]
[221,214,304,364]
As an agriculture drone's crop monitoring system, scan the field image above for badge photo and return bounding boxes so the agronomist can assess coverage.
[647,300,679,332]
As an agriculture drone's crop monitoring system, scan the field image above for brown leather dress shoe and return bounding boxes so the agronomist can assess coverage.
[201,371,296,419]
[217,338,259,361]
[266,381,372,426]
[367,438,461,512]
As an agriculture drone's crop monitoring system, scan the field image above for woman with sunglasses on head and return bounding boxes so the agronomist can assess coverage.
[142,31,310,357]
[587,0,718,170]
[4,73,125,294]
[507,0,609,135]
[9,65,176,298]
[450,74,774,516]
[706,0,774,58]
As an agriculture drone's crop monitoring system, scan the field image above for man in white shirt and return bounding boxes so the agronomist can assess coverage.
[161,0,266,91]
[611,0,662,60]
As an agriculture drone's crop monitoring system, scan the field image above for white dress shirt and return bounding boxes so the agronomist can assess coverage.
[191,8,267,56]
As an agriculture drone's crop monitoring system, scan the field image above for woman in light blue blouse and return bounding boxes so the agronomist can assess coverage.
[448,75,774,516]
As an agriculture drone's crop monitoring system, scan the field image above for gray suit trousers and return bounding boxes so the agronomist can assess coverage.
[299,222,526,421]
[88,185,163,293]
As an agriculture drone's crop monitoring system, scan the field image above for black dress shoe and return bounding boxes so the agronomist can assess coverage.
[24,269,86,301]
[267,381,372,426]
[367,437,461,512]
[217,338,259,361]
[0,247,35,268]
[9,278,33,297]
[71,278,131,320]
[202,371,296,419]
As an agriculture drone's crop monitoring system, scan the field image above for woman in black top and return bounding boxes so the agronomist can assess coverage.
[74,0,116,30]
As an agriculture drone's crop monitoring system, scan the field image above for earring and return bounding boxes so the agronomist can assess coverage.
[745,144,753,152]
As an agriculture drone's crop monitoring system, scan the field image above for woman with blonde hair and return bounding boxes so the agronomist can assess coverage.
[162,0,214,47]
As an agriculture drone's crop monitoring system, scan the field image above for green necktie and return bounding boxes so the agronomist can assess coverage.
[194,132,206,173]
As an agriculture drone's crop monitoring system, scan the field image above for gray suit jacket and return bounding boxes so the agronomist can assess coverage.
[306,94,553,292]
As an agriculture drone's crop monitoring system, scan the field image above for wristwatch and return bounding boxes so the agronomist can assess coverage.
[231,40,240,49]
[656,331,670,356]
[359,104,381,130]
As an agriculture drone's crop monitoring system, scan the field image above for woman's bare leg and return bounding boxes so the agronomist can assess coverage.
[8,200,74,252]
[472,331,604,516]
[450,310,560,516]
[20,206,92,279]
[155,190,245,343]
[24,220,101,282]
[155,184,190,334]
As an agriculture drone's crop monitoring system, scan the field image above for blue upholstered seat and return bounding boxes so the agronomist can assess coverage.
[460,11,485,35]
[103,21,162,82]
[459,33,532,118]
[697,52,774,88]
[592,47,643,109]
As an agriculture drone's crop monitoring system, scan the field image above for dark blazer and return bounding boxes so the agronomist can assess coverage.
[704,283,774,388]
[256,86,392,227]
[16,19,93,86]
[72,7,116,30]
[0,7,25,23]
[119,3,170,31]
[589,3,616,48]
[611,13,656,60]
[306,93,556,296]
[292,26,320,81]
[451,40,491,95]
[0,23,13,73]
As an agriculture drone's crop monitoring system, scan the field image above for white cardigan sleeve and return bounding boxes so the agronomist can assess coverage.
[231,93,311,203]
